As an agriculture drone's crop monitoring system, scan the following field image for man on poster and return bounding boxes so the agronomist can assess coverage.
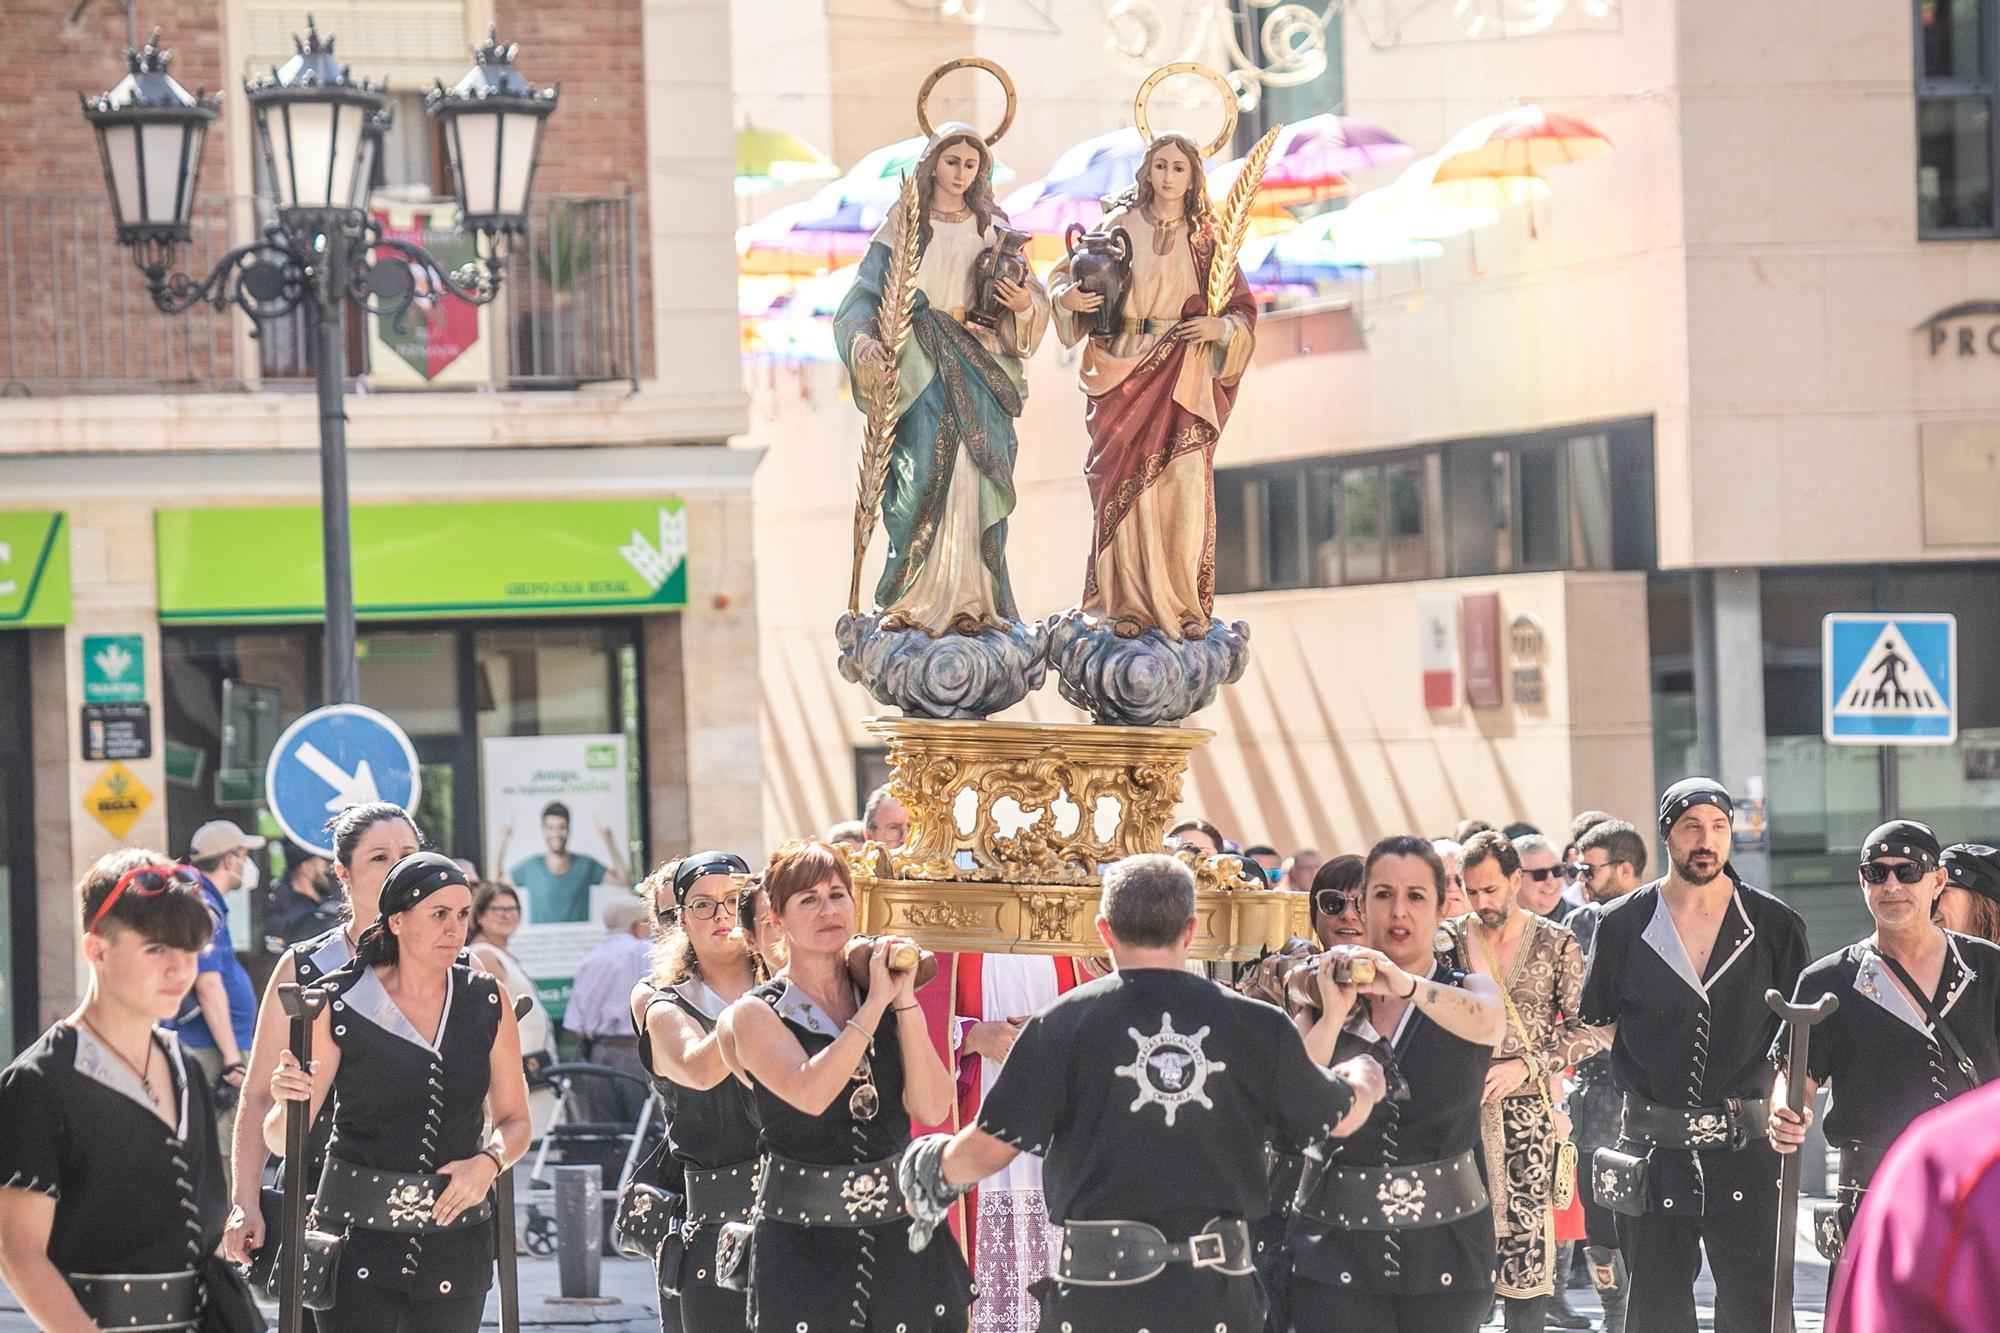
[502,800,631,924]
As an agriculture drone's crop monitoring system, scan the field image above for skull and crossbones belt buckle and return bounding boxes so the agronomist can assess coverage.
[758,1153,905,1228]
[1300,1149,1489,1232]
[1620,1094,1771,1151]
[1055,1216,1254,1285]
[315,1158,494,1233]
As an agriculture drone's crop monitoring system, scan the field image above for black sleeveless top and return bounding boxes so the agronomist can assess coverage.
[634,976,760,1171]
[320,957,503,1299]
[746,977,910,1165]
[1291,963,1497,1297]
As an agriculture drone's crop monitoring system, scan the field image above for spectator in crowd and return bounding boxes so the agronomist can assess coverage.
[469,882,554,1057]
[1502,821,1541,841]
[262,841,341,953]
[175,820,263,1166]
[452,857,482,886]
[1938,844,2000,946]
[1560,810,1614,911]
[502,800,631,924]
[1306,854,1365,949]
[1573,821,1647,910]
[864,785,912,849]
[1283,847,1324,893]
[1243,844,1283,886]
[563,894,656,1123]
[826,820,868,848]
[1433,837,1471,918]
[1511,833,1567,919]
[1166,817,1226,856]
[1455,818,1496,844]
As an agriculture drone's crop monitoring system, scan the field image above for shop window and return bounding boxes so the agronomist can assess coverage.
[1918,0,2000,235]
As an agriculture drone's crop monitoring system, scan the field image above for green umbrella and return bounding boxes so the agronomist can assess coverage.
[736,122,840,197]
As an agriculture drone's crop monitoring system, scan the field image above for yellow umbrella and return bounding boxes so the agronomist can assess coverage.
[736,122,841,197]
[1434,104,1613,177]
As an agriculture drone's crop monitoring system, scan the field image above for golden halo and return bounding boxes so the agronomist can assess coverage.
[916,57,1018,146]
[1132,62,1239,160]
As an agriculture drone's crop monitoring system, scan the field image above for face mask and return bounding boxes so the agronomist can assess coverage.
[239,853,261,893]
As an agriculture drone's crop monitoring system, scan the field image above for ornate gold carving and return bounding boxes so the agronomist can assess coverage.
[847,718,1304,959]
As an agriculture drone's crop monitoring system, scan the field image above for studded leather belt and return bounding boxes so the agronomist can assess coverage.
[1268,1148,1309,1218]
[1299,1149,1489,1233]
[315,1157,494,1234]
[1620,1094,1771,1151]
[1056,1216,1253,1285]
[757,1153,905,1228]
[66,1268,201,1331]
[1837,1141,1888,1198]
[685,1159,759,1223]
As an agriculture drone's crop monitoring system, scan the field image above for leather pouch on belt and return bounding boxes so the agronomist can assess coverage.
[1590,1146,1652,1217]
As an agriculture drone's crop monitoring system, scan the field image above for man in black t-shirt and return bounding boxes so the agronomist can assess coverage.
[1578,779,1811,1333]
[899,853,1384,1333]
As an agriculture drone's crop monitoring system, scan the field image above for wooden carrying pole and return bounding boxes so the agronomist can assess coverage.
[275,983,328,1333]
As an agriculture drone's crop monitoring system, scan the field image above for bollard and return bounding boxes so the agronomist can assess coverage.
[554,1164,603,1299]
[1800,1086,1830,1198]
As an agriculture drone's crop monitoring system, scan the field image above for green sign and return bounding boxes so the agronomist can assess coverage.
[83,634,146,703]
[156,498,689,625]
[0,511,71,628]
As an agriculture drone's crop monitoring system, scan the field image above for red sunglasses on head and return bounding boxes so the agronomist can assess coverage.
[90,863,201,933]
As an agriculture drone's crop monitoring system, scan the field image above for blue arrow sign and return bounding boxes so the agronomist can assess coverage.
[1822,613,1957,745]
[264,704,421,855]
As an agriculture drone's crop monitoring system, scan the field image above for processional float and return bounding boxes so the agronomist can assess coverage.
[830,59,1300,959]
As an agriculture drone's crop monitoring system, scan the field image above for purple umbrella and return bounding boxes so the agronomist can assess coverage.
[1259,114,1414,187]
[999,128,1146,234]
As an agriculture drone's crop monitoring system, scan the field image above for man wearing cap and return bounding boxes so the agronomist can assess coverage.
[1938,842,2000,945]
[1767,821,2000,1264]
[177,819,267,1166]
[1577,779,1811,1333]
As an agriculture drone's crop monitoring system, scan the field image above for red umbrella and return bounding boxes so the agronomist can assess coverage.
[1434,104,1612,178]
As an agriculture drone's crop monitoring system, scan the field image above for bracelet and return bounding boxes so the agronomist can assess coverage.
[481,1145,506,1174]
[893,1004,921,1013]
[1400,972,1420,1001]
[845,1018,874,1040]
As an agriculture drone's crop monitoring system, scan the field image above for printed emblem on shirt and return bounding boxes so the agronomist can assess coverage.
[1115,1013,1225,1127]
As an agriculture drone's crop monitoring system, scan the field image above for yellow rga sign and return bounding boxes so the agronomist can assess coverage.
[83,761,152,839]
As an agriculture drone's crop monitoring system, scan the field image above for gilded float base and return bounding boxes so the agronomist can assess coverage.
[848,716,1310,960]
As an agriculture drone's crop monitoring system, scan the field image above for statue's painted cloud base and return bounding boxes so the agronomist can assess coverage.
[836,612,1048,720]
[1047,611,1250,728]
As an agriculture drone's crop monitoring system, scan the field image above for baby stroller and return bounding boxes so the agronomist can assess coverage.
[519,1060,665,1256]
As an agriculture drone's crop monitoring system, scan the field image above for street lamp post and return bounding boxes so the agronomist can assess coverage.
[83,21,557,705]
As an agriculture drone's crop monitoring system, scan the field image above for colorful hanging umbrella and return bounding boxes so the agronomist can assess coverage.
[1263,209,1446,268]
[1396,152,1551,215]
[735,123,841,197]
[1341,182,1499,243]
[1213,114,1409,204]
[1000,128,1146,234]
[1433,104,1612,178]
[836,136,1017,203]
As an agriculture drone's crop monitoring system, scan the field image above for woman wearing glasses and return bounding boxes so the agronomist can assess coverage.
[225,801,422,1276]
[721,838,973,1332]
[631,852,764,1333]
[0,850,260,1332]
[266,852,532,1333]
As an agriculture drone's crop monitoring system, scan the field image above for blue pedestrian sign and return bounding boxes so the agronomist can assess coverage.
[264,704,421,856]
[1822,614,1957,746]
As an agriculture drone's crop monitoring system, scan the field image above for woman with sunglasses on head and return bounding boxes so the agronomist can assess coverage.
[1288,835,1507,1333]
[266,852,531,1333]
[0,850,261,1332]
[224,802,422,1279]
[719,838,973,1332]
[628,852,764,1333]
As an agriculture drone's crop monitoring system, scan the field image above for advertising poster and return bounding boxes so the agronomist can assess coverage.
[482,734,634,1018]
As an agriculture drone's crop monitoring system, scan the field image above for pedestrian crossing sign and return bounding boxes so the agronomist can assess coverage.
[1822,613,1957,745]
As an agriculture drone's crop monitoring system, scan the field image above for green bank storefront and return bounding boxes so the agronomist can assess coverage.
[153,497,690,992]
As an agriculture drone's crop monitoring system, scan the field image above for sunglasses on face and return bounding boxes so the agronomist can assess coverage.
[91,864,200,932]
[1522,867,1562,883]
[676,895,743,923]
[1313,889,1351,918]
[1861,861,1929,886]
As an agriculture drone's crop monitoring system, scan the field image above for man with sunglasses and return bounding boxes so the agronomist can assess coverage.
[1578,778,1811,1333]
[1767,820,2000,1266]
[1512,834,1569,920]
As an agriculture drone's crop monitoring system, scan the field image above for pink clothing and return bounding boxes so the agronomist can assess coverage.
[1828,1081,2000,1333]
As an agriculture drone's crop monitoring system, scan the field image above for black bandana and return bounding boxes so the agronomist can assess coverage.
[1861,820,1942,870]
[671,851,751,905]
[1942,843,2000,907]
[379,851,471,917]
[1658,777,1733,834]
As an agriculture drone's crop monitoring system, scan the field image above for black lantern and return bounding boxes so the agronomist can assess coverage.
[80,31,220,251]
[244,17,385,217]
[426,28,558,237]
[354,105,393,207]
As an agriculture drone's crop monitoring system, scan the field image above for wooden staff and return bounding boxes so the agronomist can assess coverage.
[275,982,328,1333]
[1765,988,1838,1333]
[495,993,534,1333]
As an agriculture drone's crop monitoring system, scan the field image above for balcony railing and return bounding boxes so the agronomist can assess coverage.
[0,192,639,396]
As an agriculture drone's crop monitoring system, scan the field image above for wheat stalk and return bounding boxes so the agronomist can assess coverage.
[1206,123,1282,317]
[847,172,925,615]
